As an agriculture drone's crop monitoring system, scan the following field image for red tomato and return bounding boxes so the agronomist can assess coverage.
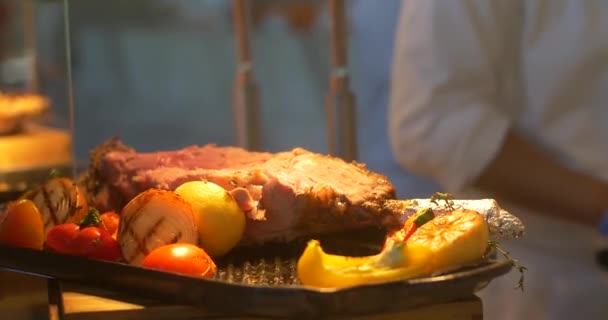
[46,223,80,255]
[141,243,216,278]
[100,211,120,235]
[46,224,121,262]
[73,227,121,261]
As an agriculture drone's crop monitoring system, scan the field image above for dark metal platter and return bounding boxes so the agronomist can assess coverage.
[0,235,513,319]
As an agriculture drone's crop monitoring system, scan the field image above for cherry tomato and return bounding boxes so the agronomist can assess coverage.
[46,223,80,255]
[46,223,121,262]
[0,199,45,250]
[100,211,119,235]
[73,227,121,261]
[141,243,216,278]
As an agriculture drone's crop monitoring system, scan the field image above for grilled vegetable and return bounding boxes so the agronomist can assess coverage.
[384,208,435,249]
[45,208,121,261]
[118,189,199,265]
[141,243,216,278]
[297,240,432,288]
[0,199,45,249]
[100,211,119,237]
[25,177,89,235]
[298,209,490,288]
[402,208,435,239]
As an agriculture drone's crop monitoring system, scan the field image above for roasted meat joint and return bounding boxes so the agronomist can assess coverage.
[0,138,525,290]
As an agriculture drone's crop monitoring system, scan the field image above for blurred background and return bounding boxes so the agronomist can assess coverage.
[3,2,608,320]
[0,0,438,199]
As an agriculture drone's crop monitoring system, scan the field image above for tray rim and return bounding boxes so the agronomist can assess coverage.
[0,244,512,291]
[0,243,514,319]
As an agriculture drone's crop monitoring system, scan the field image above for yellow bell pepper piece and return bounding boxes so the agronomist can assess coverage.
[297,240,433,289]
[297,209,491,289]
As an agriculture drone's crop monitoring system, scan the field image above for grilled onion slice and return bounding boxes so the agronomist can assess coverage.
[118,189,199,265]
[27,177,89,235]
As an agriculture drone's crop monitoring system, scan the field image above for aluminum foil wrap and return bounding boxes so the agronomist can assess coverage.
[387,199,525,241]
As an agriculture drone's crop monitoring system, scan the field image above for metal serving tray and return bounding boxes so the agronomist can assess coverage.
[0,237,513,319]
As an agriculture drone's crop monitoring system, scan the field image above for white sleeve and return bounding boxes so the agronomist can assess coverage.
[388,0,518,192]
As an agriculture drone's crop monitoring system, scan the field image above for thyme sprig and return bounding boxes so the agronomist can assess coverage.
[47,168,62,180]
[488,240,527,291]
[430,192,456,211]
[79,208,102,228]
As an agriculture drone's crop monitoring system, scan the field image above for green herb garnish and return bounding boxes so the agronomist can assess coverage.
[488,240,527,291]
[430,192,456,211]
[47,168,62,180]
[79,208,102,228]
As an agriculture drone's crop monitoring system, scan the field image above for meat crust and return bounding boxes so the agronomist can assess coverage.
[83,140,396,245]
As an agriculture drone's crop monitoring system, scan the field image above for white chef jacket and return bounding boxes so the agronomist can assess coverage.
[347,0,440,199]
[389,1,608,319]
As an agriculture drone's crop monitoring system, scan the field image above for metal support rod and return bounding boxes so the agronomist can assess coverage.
[23,0,38,93]
[63,0,77,179]
[326,0,357,161]
[47,279,65,320]
[231,0,262,151]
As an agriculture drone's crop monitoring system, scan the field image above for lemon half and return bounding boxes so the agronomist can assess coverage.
[175,181,246,256]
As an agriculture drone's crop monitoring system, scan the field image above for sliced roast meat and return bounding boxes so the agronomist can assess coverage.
[83,139,525,246]
[83,141,396,245]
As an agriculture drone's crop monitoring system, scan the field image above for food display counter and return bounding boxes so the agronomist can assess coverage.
[1,271,485,320]
[0,1,525,319]
[0,0,72,202]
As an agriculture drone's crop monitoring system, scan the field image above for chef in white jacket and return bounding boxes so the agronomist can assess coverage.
[347,0,439,199]
[389,1,608,319]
